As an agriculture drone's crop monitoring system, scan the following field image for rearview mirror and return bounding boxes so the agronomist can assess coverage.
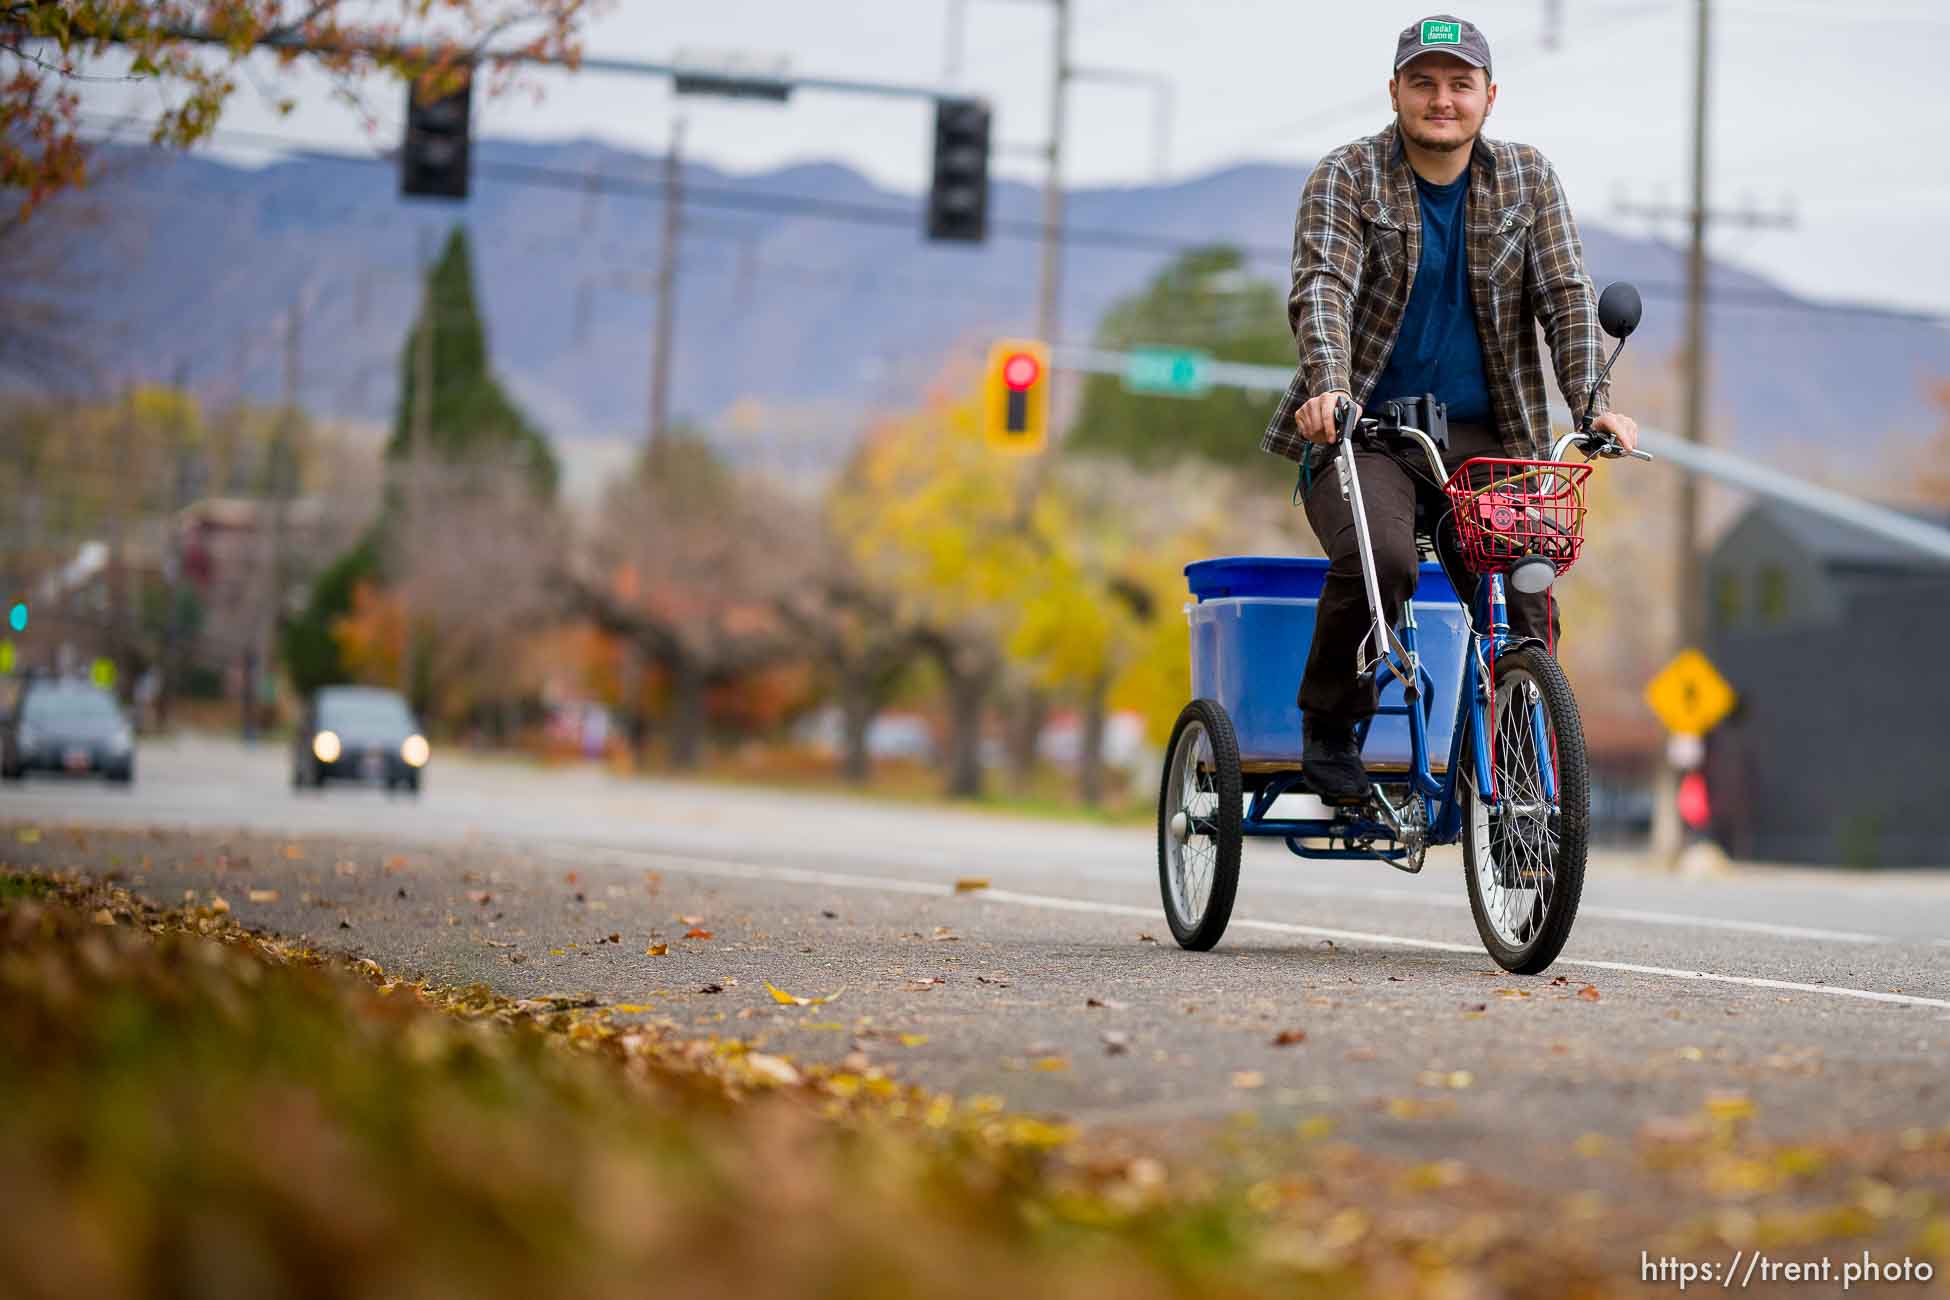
[1597,282,1642,340]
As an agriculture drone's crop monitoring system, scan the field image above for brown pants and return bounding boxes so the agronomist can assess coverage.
[1297,420,1560,726]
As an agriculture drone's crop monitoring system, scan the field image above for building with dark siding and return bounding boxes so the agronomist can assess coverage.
[1702,504,1950,867]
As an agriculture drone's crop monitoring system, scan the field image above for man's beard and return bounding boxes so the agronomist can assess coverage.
[1398,114,1478,154]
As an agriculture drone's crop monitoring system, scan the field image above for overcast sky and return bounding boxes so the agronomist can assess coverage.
[102,0,1950,316]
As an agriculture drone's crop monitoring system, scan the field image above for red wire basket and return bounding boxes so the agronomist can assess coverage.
[1441,457,1593,577]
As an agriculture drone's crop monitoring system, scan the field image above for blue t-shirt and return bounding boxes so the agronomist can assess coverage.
[1368,166,1492,426]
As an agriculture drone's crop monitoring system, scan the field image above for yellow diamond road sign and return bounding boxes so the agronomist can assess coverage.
[1644,649,1736,737]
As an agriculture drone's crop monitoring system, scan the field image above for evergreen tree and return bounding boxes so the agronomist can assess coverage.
[389,225,559,497]
[1064,246,1295,469]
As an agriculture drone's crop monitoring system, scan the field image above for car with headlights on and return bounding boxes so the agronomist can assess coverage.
[293,685,429,794]
[1,679,135,784]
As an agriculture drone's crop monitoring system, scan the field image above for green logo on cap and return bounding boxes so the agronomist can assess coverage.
[1421,19,1463,45]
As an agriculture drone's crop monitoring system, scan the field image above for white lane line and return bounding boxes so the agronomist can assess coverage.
[556,841,1950,1012]
[1241,876,1899,944]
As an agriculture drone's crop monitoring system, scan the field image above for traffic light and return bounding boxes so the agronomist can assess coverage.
[983,339,1049,453]
[400,74,473,200]
[927,97,991,243]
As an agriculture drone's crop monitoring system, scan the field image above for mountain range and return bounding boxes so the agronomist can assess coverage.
[61,135,1950,482]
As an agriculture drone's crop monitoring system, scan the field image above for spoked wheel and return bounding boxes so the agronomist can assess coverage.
[1462,644,1590,974]
[1157,699,1242,951]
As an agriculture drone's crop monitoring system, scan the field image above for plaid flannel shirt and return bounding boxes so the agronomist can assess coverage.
[1261,121,1610,462]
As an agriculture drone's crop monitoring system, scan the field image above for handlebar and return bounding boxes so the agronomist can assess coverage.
[1552,428,1655,464]
[1325,398,1652,473]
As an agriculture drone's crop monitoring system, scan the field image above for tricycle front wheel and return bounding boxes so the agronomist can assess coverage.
[1462,644,1589,974]
[1157,699,1242,951]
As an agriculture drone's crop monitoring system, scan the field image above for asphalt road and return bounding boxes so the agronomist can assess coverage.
[6,732,1949,1277]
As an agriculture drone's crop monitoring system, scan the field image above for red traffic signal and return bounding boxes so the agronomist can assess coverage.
[1001,351,1041,392]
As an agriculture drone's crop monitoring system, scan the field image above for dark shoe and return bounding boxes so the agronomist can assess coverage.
[1303,719,1370,803]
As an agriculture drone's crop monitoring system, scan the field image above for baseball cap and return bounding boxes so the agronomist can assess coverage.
[1393,15,1492,81]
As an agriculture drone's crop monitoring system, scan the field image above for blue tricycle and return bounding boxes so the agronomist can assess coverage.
[1157,284,1651,974]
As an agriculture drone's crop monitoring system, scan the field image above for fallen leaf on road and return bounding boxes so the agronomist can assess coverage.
[1705,1091,1754,1121]
[680,914,705,926]
[611,1003,656,1014]
[91,908,116,926]
[1387,975,1406,982]
[1085,997,1129,1010]
[646,943,669,956]
[1550,975,1569,987]
[16,828,41,844]
[384,855,407,871]
[744,1053,801,1087]
[954,877,990,893]
[1231,1071,1265,1090]
[466,890,492,905]
[684,927,714,940]
[975,975,1012,987]
[1460,1002,1487,1013]
[607,933,621,944]
[564,871,581,886]
[1137,933,1157,943]
[905,977,946,990]
[699,984,724,995]
[209,896,231,914]
[248,889,279,903]
[1419,1070,1474,1090]
[283,844,304,860]
[821,910,838,919]
[1344,1047,1377,1062]
[1496,988,1531,999]
[548,948,567,956]
[898,1033,928,1048]
[1102,1031,1131,1055]
[1034,1056,1070,1072]
[482,939,516,949]
[766,981,844,1007]
[1271,1030,1307,1047]
[1577,984,1601,1001]
[1678,1046,1705,1061]
[931,926,960,942]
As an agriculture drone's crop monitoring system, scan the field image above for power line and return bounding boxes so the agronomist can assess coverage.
[72,119,1950,328]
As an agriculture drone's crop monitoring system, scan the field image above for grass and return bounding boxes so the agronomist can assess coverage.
[3,868,1944,1299]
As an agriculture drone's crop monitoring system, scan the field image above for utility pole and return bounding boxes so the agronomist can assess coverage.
[1614,0,1790,866]
[647,116,685,453]
[401,228,435,704]
[1038,0,1069,352]
[252,287,303,741]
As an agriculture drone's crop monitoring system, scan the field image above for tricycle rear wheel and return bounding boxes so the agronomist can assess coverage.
[1157,699,1242,951]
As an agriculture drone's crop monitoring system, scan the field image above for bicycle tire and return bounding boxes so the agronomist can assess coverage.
[1461,644,1590,974]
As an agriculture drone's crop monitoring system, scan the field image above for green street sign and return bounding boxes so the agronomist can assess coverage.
[1122,347,1212,398]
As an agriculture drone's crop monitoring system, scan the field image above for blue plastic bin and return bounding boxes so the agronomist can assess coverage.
[1185,556,1470,770]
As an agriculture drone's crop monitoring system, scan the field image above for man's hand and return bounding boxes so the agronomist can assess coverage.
[1590,411,1638,452]
[1297,391,1358,444]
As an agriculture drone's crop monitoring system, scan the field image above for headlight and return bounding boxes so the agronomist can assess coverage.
[400,734,430,768]
[312,730,342,763]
